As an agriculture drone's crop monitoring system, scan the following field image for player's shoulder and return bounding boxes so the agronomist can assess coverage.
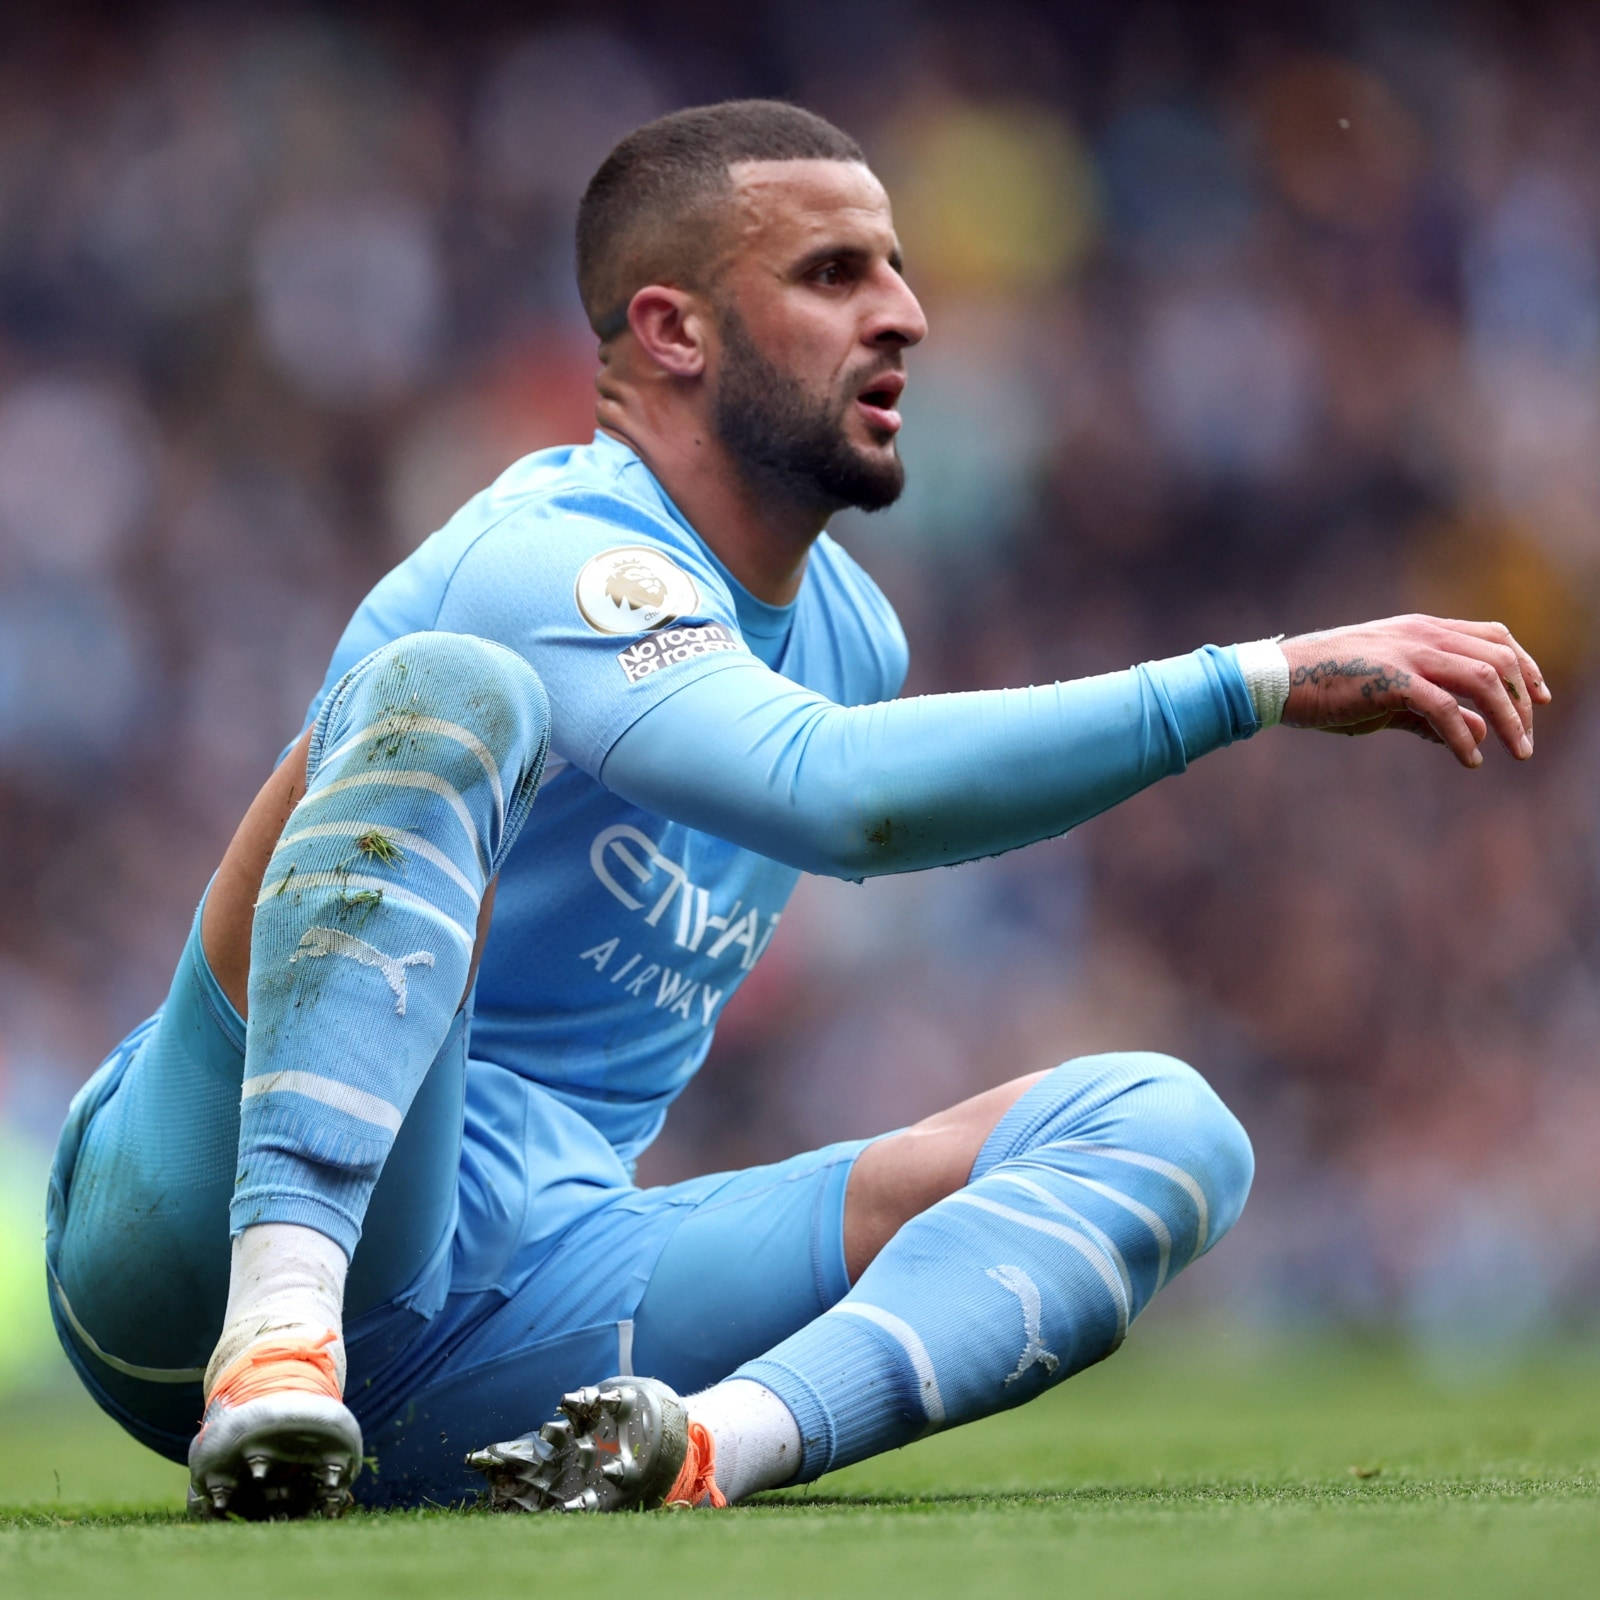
[439,434,729,604]
[801,532,910,701]
[461,435,691,553]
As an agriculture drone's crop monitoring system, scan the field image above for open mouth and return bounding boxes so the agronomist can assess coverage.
[855,373,905,435]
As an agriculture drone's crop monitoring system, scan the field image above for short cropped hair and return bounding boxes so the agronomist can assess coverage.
[576,100,866,341]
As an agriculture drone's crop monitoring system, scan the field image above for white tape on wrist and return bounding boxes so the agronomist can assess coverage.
[1234,637,1291,728]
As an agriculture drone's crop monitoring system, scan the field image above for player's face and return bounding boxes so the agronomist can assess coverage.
[708,159,927,513]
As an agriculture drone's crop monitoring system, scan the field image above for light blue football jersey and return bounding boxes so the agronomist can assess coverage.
[302,431,908,1168]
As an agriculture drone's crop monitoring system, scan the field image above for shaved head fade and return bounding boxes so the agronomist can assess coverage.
[576,100,865,341]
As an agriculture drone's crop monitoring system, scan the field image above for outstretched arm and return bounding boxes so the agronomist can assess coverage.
[601,615,1545,881]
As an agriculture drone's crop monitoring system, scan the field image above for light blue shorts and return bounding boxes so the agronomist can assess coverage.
[46,908,866,1507]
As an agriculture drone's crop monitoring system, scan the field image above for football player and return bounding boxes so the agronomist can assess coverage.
[46,100,1545,1518]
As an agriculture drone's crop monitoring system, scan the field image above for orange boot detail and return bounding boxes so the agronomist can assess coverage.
[203,1329,343,1414]
[663,1420,728,1509]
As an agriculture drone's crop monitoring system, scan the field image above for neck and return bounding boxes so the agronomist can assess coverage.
[597,401,825,608]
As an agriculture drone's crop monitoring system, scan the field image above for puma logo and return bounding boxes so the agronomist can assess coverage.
[289,927,436,1015]
[986,1264,1060,1386]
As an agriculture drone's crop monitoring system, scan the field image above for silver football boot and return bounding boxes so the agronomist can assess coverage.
[467,1377,721,1512]
[186,1336,363,1520]
[187,1392,362,1520]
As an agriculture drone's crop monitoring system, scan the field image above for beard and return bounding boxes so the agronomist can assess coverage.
[710,308,906,514]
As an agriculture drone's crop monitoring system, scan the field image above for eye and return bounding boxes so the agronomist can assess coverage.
[810,260,848,288]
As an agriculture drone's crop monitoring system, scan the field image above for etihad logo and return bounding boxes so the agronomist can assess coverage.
[575,545,700,635]
[577,824,785,1030]
[588,824,781,971]
[617,623,740,683]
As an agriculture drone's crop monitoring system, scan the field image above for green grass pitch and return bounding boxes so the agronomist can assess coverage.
[4,1330,1597,1600]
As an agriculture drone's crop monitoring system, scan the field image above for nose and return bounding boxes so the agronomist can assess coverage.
[865,265,928,350]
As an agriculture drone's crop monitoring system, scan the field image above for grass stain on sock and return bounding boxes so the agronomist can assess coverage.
[354,831,403,867]
[337,889,384,930]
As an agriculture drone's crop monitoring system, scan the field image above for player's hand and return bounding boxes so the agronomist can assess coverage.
[1280,616,1550,768]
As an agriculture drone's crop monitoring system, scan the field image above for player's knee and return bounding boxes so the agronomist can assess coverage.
[306,633,551,872]
[325,632,550,777]
[1122,1051,1254,1247]
[373,631,549,758]
[1192,1079,1253,1246]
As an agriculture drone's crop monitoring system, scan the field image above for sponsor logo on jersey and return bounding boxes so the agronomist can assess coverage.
[616,623,740,683]
[575,545,701,635]
[578,824,783,1028]
[577,939,729,1027]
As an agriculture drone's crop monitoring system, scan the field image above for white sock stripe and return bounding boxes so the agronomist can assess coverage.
[300,772,487,874]
[240,1070,404,1135]
[827,1302,946,1425]
[320,714,506,838]
[948,1191,1130,1346]
[273,821,483,906]
[988,1174,1134,1312]
[1010,1162,1173,1291]
[254,872,475,951]
[1045,1142,1210,1259]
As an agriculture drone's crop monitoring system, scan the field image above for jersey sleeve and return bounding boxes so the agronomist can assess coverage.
[601,643,1261,881]
[432,492,764,776]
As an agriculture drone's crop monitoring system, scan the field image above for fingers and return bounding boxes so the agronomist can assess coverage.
[1422,627,1533,744]
[1436,619,1551,705]
[1415,645,1530,760]
[1386,706,1484,748]
[1401,679,1489,767]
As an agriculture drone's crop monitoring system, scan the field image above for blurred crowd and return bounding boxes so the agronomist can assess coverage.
[1,0,1597,1353]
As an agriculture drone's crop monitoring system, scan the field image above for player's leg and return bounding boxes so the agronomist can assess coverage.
[728,1051,1253,1490]
[191,628,548,1515]
[50,629,549,1518]
[477,1051,1252,1508]
[213,631,546,1253]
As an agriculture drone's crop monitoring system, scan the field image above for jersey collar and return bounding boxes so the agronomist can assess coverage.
[589,431,798,649]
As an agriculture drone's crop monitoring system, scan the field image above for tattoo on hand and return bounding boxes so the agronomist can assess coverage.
[1291,658,1414,700]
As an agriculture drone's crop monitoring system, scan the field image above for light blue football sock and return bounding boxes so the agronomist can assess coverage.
[735,1053,1254,1481]
[231,632,549,1256]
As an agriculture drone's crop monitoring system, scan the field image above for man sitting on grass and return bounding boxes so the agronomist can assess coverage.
[45,99,1545,1518]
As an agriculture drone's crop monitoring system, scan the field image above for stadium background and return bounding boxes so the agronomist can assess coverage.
[0,0,1596,1406]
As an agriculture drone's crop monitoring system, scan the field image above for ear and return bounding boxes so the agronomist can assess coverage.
[626,286,707,379]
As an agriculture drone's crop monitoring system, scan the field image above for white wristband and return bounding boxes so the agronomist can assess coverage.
[1233,637,1290,728]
